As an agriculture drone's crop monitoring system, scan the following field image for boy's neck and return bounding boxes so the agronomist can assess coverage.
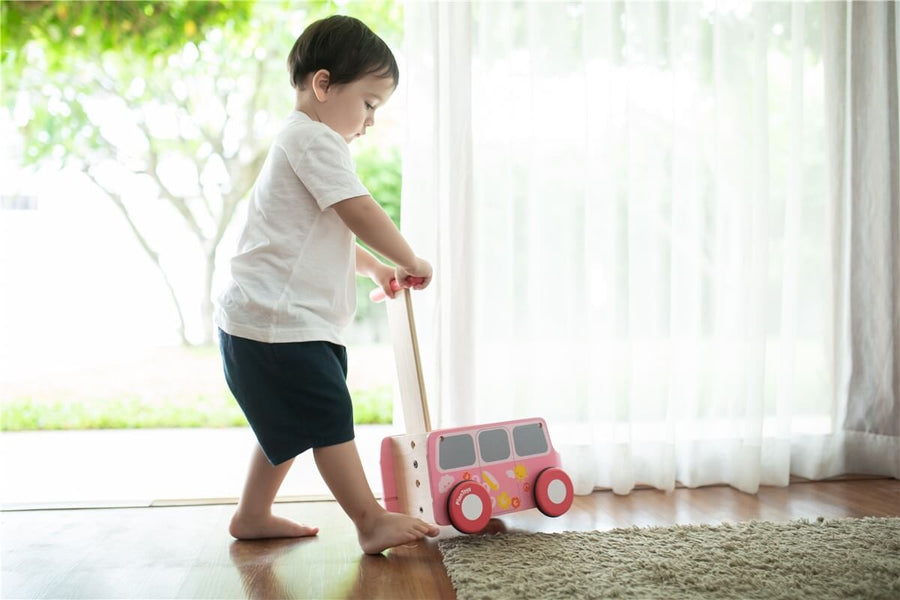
[294,90,320,122]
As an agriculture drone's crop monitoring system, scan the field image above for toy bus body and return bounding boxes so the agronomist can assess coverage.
[380,417,574,533]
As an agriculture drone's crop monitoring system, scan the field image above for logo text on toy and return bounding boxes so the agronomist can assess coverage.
[454,487,473,506]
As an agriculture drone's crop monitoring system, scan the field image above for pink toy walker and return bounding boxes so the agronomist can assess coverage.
[371,279,574,534]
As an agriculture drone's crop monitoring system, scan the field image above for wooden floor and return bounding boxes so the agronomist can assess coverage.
[3,479,898,599]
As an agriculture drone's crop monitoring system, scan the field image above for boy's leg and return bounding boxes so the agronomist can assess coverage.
[313,439,440,555]
[229,443,319,540]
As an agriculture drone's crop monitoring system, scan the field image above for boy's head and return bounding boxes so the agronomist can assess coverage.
[288,15,399,91]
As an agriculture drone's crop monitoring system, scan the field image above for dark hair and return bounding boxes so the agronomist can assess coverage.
[287,15,399,90]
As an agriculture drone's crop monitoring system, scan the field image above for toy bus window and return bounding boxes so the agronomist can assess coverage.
[439,434,476,470]
[512,423,548,456]
[478,428,511,463]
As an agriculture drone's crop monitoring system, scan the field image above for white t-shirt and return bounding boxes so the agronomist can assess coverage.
[215,111,369,345]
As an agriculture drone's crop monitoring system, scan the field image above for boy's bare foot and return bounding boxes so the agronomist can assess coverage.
[357,510,440,555]
[229,512,319,540]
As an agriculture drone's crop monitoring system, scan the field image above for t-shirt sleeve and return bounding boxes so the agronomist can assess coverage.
[285,128,370,211]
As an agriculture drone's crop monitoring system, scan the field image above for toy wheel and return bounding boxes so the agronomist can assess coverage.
[447,480,492,534]
[534,467,574,517]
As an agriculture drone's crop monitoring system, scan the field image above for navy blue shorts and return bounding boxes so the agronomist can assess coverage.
[218,329,355,465]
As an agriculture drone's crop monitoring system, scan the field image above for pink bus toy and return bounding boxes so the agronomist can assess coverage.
[380,417,574,533]
[371,280,574,533]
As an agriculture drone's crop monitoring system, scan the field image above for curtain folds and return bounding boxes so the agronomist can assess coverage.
[401,0,899,495]
[817,0,900,479]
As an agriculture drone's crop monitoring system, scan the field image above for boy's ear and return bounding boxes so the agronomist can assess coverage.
[312,69,331,102]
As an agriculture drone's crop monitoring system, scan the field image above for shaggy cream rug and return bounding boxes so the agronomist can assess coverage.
[439,517,900,599]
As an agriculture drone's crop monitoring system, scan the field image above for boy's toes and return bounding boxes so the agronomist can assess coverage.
[419,521,441,536]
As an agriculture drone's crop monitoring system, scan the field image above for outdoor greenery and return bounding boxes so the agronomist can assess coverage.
[1,1,252,71]
[0,345,393,431]
[2,395,249,430]
[1,387,392,430]
[2,1,404,430]
[3,0,403,346]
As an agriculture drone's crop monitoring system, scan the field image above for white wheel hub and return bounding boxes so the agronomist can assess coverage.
[547,479,567,504]
[461,493,484,520]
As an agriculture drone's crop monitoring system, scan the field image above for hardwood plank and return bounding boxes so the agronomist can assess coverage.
[1,509,95,598]
[758,484,861,521]
[807,479,900,516]
[2,479,897,600]
[36,505,223,599]
[687,485,784,523]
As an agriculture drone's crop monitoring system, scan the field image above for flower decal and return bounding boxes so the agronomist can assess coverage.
[511,497,521,509]
[438,474,455,493]
[482,471,499,491]
[497,492,512,510]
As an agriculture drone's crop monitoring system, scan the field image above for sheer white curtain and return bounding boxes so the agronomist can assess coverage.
[401,1,899,495]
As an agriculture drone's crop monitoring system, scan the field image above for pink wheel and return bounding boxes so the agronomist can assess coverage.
[447,481,492,534]
[534,467,574,517]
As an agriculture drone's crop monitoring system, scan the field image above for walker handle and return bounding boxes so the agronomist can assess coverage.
[369,277,425,303]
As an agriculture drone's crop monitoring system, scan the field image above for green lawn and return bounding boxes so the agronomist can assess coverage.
[1,345,394,431]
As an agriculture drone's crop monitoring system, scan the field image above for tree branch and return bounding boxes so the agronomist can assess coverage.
[133,118,206,241]
[82,166,190,346]
[92,61,207,243]
[213,55,269,244]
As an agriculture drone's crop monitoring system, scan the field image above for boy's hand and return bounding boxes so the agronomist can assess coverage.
[396,258,432,291]
[368,258,432,302]
[371,264,400,299]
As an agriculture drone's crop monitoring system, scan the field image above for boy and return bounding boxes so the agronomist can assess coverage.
[215,15,439,554]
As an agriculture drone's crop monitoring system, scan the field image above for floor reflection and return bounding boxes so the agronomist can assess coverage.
[227,519,515,599]
[229,537,314,600]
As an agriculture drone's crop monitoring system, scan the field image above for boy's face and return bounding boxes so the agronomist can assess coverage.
[317,74,396,143]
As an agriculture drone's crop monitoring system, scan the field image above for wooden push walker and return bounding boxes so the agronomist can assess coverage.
[371,280,574,534]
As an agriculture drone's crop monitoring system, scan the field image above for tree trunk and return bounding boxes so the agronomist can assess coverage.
[84,168,191,346]
[200,244,217,346]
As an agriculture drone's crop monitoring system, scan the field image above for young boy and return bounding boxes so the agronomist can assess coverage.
[215,15,440,554]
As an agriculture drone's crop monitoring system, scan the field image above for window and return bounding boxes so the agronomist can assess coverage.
[478,428,511,462]
[439,434,476,470]
[513,423,548,457]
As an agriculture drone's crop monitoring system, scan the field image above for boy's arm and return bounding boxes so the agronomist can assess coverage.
[335,195,432,287]
[335,195,416,268]
[356,245,390,279]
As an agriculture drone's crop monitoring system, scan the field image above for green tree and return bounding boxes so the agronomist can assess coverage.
[1,1,253,70]
[3,0,404,345]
